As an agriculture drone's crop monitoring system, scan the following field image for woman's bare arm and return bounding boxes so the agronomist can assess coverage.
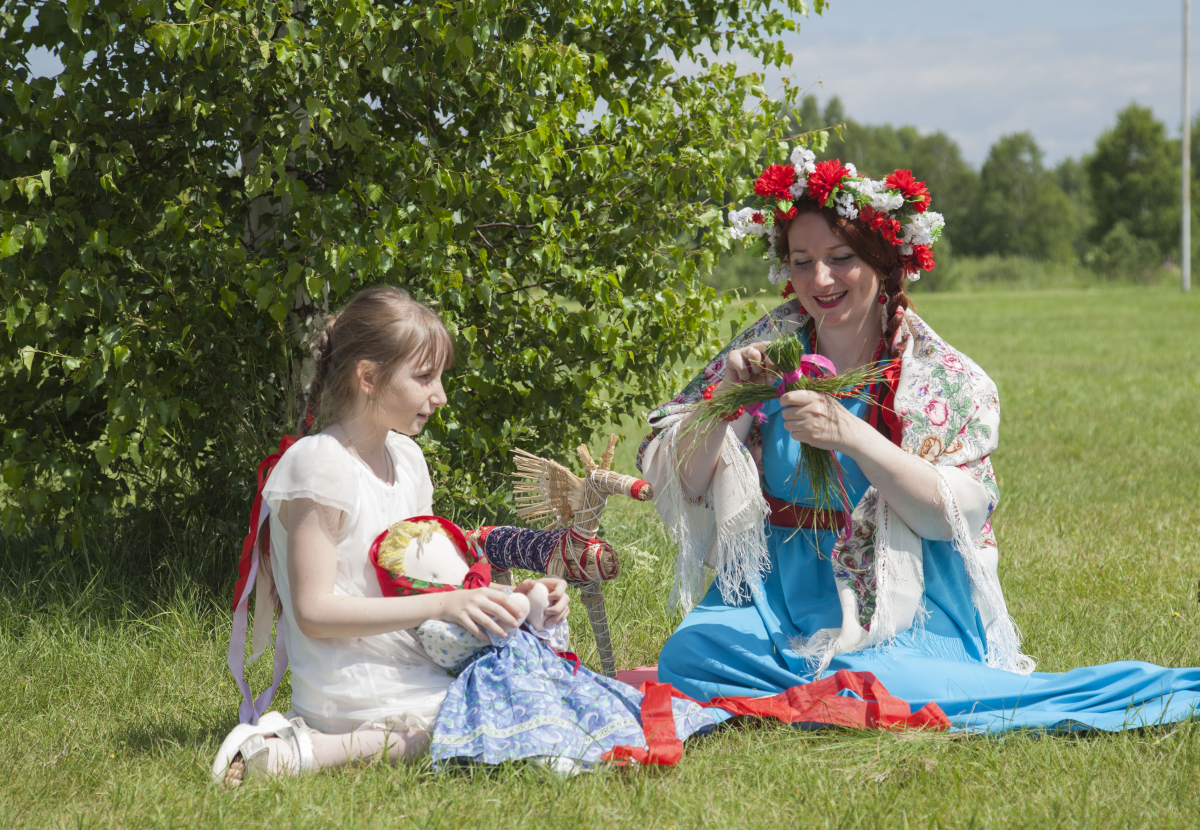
[674,342,772,498]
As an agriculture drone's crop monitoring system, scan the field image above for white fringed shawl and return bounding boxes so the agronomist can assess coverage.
[637,301,1035,676]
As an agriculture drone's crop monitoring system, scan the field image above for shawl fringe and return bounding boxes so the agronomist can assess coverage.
[936,471,1035,675]
[644,420,770,614]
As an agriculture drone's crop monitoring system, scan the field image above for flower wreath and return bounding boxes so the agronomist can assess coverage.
[728,146,945,287]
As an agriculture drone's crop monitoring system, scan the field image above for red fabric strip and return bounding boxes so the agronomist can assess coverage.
[603,681,684,765]
[462,560,493,590]
[711,670,949,730]
[879,358,903,446]
[602,671,949,767]
[554,650,582,675]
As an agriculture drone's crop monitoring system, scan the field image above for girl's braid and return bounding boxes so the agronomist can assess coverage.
[302,313,339,436]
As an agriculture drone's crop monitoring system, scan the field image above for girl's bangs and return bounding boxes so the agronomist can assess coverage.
[407,314,455,371]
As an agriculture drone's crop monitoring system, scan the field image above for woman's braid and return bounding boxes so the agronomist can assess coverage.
[882,265,909,359]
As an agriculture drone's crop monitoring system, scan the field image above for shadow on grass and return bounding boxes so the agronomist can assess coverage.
[113,717,234,756]
[0,498,243,629]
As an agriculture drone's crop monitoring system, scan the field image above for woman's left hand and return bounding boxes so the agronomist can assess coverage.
[515,577,569,626]
[778,389,865,454]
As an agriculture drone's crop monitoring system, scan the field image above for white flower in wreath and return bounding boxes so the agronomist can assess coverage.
[790,146,817,174]
[880,192,906,211]
[768,262,789,285]
[834,188,860,219]
[765,223,780,260]
[729,207,768,240]
[901,211,945,246]
[856,177,904,212]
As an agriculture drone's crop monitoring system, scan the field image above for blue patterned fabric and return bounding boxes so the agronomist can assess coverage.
[479,526,564,573]
[659,396,1200,733]
[431,628,730,769]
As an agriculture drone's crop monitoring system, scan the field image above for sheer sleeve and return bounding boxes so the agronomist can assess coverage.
[261,434,359,518]
[389,433,434,515]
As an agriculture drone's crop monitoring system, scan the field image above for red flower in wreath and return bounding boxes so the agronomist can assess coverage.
[901,243,936,274]
[859,206,902,245]
[806,159,851,207]
[754,164,796,201]
[774,205,798,223]
[885,169,931,213]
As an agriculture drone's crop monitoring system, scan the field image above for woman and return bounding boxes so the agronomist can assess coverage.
[638,151,1200,732]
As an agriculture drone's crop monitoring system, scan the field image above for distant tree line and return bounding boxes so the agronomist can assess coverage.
[787,95,1196,287]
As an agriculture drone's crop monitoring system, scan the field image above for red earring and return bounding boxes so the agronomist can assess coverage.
[877,291,887,305]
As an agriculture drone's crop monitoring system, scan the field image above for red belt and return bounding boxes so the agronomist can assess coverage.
[763,491,847,530]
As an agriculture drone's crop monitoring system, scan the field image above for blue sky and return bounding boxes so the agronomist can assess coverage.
[24,1,1193,168]
[714,0,1195,165]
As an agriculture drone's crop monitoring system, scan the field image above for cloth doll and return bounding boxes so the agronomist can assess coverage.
[370,515,729,770]
[370,516,565,672]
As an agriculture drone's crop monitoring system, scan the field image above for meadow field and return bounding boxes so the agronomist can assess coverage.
[2,285,1199,829]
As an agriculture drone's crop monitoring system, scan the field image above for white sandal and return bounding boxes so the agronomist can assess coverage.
[211,712,315,787]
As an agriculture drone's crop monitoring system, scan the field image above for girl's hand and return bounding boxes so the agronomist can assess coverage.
[515,577,569,627]
[778,389,866,455]
[440,588,524,638]
[720,341,776,390]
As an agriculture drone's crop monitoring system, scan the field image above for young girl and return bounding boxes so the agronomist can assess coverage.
[211,285,569,786]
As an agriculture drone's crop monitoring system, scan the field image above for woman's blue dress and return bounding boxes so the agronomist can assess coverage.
[659,395,1200,733]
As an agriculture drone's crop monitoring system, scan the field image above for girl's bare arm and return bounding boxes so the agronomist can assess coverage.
[286,498,523,639]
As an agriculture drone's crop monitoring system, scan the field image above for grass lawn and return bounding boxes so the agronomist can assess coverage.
[3,285,1200,829]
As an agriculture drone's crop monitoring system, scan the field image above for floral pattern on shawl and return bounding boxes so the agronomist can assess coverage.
[641,302,1016,659]
[828,313,1003,626]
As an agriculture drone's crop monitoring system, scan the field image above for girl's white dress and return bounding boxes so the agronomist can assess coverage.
[261,432,454,734]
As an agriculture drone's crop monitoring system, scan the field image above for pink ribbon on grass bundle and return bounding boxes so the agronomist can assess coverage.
[746,353,856,542]
[745,353,838,424]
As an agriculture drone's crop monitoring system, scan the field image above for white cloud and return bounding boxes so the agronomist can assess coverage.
[678,16,1193,165]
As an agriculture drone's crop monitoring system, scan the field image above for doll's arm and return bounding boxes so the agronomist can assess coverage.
[476,526,618,584]
[522,582,550,631]
[514,577,568,627]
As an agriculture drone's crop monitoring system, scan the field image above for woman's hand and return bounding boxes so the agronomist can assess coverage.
[515,577,569,627]
[778,389,867,455]
[720,341,776,389]
[778,389,991,542]
[439,587,525,639]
